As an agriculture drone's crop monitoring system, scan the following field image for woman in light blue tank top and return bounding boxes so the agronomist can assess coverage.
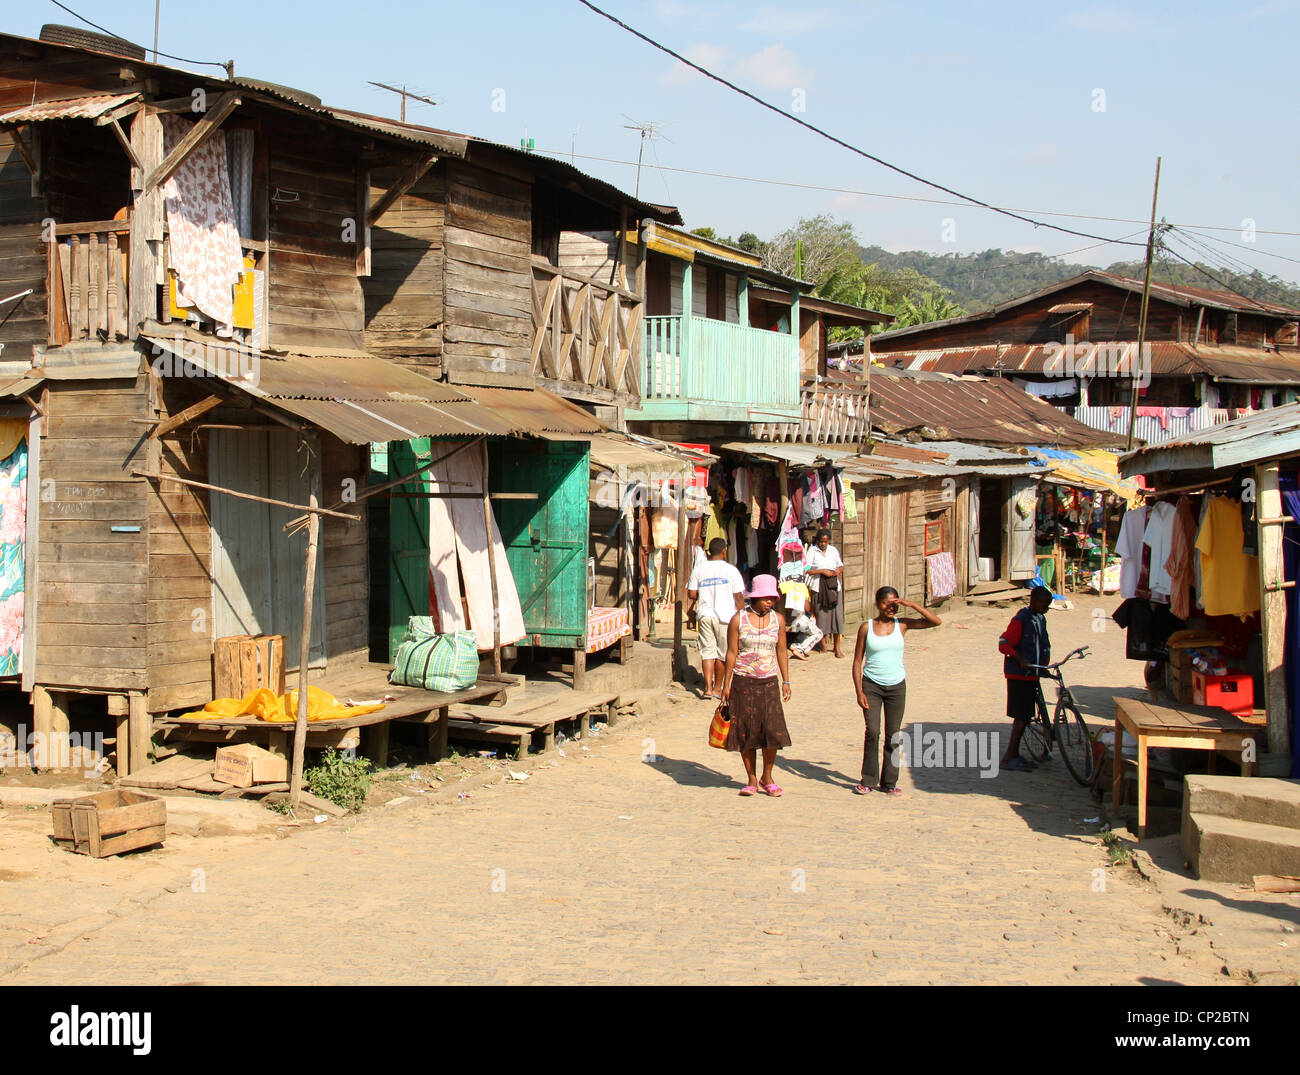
[849,586,941,795]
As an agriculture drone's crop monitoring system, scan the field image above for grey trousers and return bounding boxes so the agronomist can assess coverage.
[861,676,907,790]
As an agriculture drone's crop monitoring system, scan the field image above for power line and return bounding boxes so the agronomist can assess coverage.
[1044,228,1149,263]
[48,0,231,72]
[533,146,1300,240]
[1175,226,1300,272]
[1158,232,1282,314]
[575,0,1145,249]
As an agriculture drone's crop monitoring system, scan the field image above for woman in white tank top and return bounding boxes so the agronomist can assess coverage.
[849,586,941,795]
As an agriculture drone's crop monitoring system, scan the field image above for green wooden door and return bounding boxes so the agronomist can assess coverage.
[368,439,431,661]
[489,439,589,649]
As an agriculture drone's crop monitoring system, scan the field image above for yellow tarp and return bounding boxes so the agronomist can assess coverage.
[1035,449,1142,505]
[177,685,385,724]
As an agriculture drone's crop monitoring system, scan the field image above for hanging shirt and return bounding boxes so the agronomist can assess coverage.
[1116,505,1148,600]
[733,468,750,520]
[842,484,858,521]
[763,476,780,526]
[1193,495,1209,602]
[801,470,825,525]
[1195,497,1261,617]
[704,505,727,550]
[1142,501,1176,597]
[779,579,811,612]
[746,468,762,528]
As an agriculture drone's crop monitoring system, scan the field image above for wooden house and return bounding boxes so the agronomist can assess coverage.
[0,26,669,772]
[868,270,1300,444]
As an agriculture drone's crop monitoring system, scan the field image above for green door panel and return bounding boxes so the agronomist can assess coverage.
[369,439,431,661]
[489,439,590,648]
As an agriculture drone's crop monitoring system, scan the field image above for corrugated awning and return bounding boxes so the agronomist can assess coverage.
[587,432,715,477]
[456,384,605,437]
[144,333,517,442]
[0,92,140,123]
[0,374,44,398]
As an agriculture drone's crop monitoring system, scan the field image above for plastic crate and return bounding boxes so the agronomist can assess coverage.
[1192,669,1253,715]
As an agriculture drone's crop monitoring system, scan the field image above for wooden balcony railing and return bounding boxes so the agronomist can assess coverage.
[751,379,871,444]
[47,220,131,344]
[531,262,643,401]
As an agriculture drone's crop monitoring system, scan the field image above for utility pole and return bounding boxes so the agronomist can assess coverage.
[1125,157,1162,452]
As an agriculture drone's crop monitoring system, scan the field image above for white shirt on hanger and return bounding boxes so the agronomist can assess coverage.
[1117,505,1148,599]
[1143,501,1177,597]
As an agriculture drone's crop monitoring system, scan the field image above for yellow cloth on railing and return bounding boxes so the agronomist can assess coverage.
[177,685,385,723]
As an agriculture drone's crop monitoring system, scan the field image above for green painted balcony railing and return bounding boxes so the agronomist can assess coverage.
[639,315,799,418]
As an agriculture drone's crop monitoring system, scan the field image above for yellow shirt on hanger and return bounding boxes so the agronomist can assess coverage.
[1194,496,1260,618]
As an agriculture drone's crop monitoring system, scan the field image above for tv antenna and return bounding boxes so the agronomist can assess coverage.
[622,117,671,199]
[368,81,439,123]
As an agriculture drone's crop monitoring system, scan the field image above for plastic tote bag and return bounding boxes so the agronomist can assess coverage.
[389,617,479,693]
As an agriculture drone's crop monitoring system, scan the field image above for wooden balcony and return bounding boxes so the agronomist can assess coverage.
[628,314,800,423]
[530,261,643,403]
[751,378,871,444]
[47,220,131,344]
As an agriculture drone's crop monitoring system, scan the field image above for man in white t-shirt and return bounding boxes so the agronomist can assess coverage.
[686,537,746,699]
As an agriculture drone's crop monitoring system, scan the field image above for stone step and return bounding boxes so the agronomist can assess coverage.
[1183,812,1300,883]
[1183,774,1300,831]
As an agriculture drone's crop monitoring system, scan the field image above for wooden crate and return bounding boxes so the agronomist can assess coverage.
[214,634,286,699]
[50,789,166,858]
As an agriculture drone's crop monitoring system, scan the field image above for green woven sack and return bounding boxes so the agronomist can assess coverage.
[390,625,479,692]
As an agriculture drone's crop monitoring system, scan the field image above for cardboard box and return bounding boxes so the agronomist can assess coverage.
[214,743,289,788]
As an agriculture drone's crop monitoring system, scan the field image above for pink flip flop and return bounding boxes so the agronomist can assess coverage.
[761,783,783,797]
[739,785,758,796]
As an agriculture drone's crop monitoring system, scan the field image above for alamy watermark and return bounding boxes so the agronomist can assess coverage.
[148,331,261,386]
[890,723,999,779]
[1042,334,1151,388]
[0,725,105,776]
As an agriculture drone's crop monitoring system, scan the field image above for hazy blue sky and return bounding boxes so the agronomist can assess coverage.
[16,1,1300,279]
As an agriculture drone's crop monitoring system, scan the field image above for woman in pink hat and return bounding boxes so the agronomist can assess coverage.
[720,573,792,797]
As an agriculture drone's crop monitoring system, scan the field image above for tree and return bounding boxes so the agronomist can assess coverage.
[764,214,862,287]
[735,231,764,257]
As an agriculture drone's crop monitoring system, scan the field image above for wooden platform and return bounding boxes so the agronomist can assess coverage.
[447,690,619,759]
[155,664,517,767]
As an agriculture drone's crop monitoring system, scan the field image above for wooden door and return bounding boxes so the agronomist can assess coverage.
[489,439,589,649]
[368,439,432,661]
[1007,476,1038,581]
[210,430,325,670]
[967,480,982,587]
[863,488,909,606]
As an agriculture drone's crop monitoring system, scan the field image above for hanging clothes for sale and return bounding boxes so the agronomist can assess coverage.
[733,467,750,523]
[801,469,826,525]
[746,468,762,527]
[763,476,780,526]
[1163,496,1198,619]
[704,503,727,549]
[1195,495,1260,617]
[842,484,858,521]
[1143,500,1176,598]
[1116,504,1148,599]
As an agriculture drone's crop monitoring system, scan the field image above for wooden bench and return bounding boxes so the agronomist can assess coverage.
[446,691,619,759]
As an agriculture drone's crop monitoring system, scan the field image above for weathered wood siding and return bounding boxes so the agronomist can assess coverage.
[267,115,366,351]
[147,380,214,712]
[0,129,47,361]
[441,157,533,387]
[36,378,149,691]
[322,436,369,671]
[859,484,909,609]
[365,165,446,374]
[905,480,959,607]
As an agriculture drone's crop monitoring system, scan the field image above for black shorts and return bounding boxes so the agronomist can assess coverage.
[1006,678,1040,724]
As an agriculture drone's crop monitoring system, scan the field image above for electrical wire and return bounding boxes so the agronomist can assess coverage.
[575,0,1145,249]
[47,0,230,71]
[1172,225,1300,272]
[1158,233,1282,314]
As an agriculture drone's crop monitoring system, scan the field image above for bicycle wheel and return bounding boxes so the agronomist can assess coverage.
[1054,698,1095,786]
[1020,715,1051,763]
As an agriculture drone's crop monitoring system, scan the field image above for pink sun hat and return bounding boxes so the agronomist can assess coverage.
[746,573,780,600]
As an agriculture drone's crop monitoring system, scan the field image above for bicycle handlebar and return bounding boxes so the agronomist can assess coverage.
[1026,646,1090,675]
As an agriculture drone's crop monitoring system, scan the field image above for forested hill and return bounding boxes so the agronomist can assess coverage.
[858,245,1300,313]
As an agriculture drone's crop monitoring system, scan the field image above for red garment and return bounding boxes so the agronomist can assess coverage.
[789,483,803,527]
[998,615,1036,681]
[763,477,779,526]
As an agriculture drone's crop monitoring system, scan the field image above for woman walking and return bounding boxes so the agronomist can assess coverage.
[805,528,845,657]
[850,586,941,795]
[720,573,793,797]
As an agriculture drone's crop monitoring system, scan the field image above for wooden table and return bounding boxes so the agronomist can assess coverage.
[1112,697,1260,839]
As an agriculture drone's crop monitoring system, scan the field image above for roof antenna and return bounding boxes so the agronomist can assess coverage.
[368,81,439,123]
[621,117,670,200]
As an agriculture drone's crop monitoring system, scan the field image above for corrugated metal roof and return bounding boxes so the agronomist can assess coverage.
[144,335,517,442]
[456,384,605,437]
[587,432,714,476]
[720,439,1044,485]
[0,374,44,398]
[868,372,1123,449]
[0,92,140,123]
[1120,402,1300,475]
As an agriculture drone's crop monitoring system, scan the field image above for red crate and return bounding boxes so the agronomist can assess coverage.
[1192,669,1253,715]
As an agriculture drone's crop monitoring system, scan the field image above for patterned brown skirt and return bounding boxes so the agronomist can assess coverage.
[725,674,791,752]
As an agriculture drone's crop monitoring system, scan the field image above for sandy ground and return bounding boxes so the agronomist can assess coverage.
[0,595,1295,985]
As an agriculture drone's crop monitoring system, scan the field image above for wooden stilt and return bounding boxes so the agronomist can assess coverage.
[127,692,150,778]
[290,437,322,808]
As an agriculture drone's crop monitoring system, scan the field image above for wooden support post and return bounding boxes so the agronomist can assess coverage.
[290,438,322,808]
[128,109,164,335]
[673,474,690,681]
[31,686,52,769]
[777,461,790,531]
[1097,493,1110,595]
[1256,463,1291,757]
[481,441,502,676]
[427,706,450,762]
[128,692,150,778]
[572,646,586,691]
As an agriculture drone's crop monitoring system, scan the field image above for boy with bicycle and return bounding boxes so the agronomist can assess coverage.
[998,585,1053,772]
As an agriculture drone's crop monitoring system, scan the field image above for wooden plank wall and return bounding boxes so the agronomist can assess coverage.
[906,480,960,608]
[0,130,47,360]
[36,379,149,691]
[589,501,622,608]
[365,165,446,374]
[859,485,909,609]
[442,156,534,387]
[147,381,214,712]
[832,506,864,625]
[321,437,368,670]
[267,114,366,352]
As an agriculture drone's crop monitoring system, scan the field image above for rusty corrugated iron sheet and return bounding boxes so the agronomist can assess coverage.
[868,373,1122,448]
[456,384,605,436]
[0,92,140,123]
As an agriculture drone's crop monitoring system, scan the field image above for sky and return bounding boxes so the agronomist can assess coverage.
[15,1,1300,280]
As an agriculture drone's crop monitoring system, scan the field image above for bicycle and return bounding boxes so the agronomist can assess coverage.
[1018,646,1097,787]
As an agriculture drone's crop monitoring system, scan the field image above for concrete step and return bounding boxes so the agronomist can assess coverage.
[1183,774,1300,831]
[1183,811,1300,882]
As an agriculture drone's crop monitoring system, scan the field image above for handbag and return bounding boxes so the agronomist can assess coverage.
[707,702,731,749]
[820,574,840,610]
